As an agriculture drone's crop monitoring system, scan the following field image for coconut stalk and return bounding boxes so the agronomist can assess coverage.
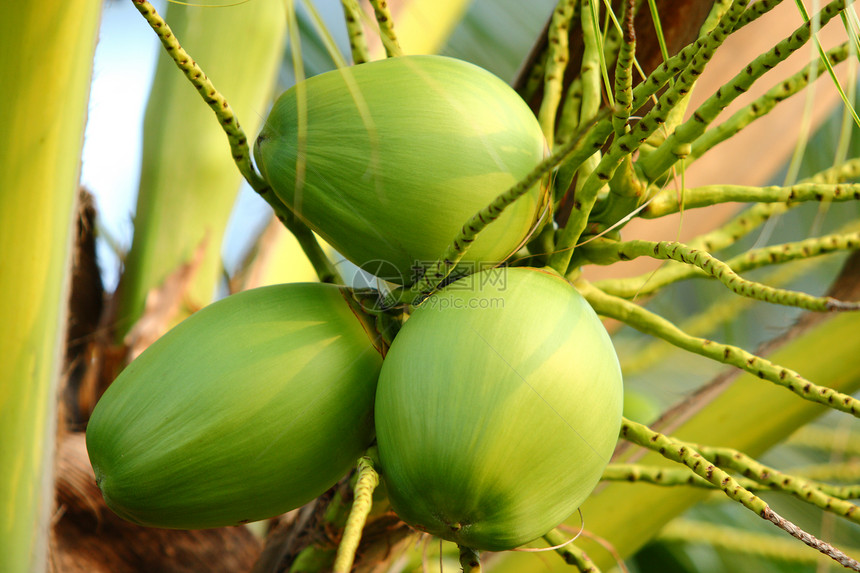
[115,0,286,340]
[0,3,101,572]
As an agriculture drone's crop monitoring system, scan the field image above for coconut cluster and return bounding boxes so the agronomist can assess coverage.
[86,56,623,551]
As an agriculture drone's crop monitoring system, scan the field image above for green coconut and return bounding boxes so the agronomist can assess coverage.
[254,55,548,284]
[86,283,383,529]
[374,267,623,550]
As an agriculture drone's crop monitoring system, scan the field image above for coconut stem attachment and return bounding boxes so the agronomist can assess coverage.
[333,456,379,573]
[458,545,482,572]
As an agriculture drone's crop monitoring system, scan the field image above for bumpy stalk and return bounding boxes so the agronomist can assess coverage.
[689,42,852,163]
[734,0,784,30]
[595,2,645,223]
[602,463,760,490]
[698,0,734,36]
[605,460,860,502]
[553,76,587,200]
[640,0,853,182]
[628,201,788,285]
[630,0,745,112]
[598,152,860,297]
[368,0,402,57]
[595,230,860,298]
[552,0,605,237]
[620,419,860,571]
[549,0,750,274]
[630,35,702,112]
[538,0,577,146]
[120,0,290,336]
[578,0,604,125]
[581,238,860,311]
[333,457,379,573]
[644,182,860,217]
[459,546,482,572]
[340,0,370,64]
[543,529,601,572]
[695,230,860,276]
[763,509,860,570]
[811,156,860,183]
[696,446,860,523]
[620,288,757,373]
[578,280,860,416]
[612,1,636,138]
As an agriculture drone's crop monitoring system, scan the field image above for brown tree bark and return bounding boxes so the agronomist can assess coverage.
[50,432,262,573]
